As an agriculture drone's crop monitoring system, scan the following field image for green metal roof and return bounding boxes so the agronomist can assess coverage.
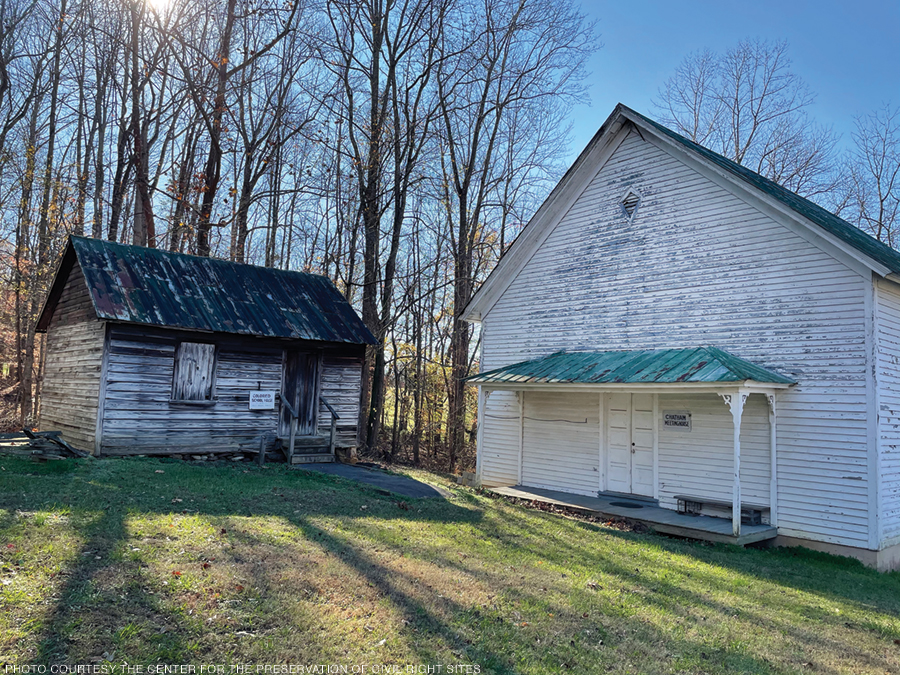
[37,236,376,345]
[468,347,795,386]
[623,106,900,275]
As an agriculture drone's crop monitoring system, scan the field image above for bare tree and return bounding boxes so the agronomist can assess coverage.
[157,0,300,256]
[654,39,840,199]
[319,0,447,455]
[845,104,900,246]
[437,0,595,471]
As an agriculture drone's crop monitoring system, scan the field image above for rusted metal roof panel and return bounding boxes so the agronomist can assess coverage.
[64,236,375,344]
[468,347,795,386]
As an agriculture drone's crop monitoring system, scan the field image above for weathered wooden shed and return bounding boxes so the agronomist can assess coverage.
[464,104,900,571]
[36,236,375,463]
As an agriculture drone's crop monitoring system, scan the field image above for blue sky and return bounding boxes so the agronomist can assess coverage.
[566,0,900,163]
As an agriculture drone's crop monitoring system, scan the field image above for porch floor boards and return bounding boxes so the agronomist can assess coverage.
[491,485,777,546]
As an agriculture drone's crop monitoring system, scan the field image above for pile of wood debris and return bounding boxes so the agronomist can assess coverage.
[0,430,90,460]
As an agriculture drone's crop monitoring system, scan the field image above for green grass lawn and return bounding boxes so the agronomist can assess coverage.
[1,456,898,674]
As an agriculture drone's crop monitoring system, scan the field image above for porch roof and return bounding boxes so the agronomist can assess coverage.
[468,347,795,388]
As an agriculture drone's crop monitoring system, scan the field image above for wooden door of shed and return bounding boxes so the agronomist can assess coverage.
[280,352,319,437]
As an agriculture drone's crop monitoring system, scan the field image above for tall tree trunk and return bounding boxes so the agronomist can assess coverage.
[23,0,67,425]
[358,0,387,455]
[196,0,237,257]
[92,60,110,239]
[130,0,154,246]
[109,78,131,242]
[15,98,40,426]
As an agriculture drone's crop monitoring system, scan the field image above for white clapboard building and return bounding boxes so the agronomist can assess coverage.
[463,104,900,571]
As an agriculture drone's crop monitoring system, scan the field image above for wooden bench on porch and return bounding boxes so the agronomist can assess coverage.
[674,494,767,526]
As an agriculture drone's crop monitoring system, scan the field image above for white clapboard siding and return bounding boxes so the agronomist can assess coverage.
[522,392,600,496]
[876,279,900,544]
[481,129,870,547]
[317,356,364,447]
[480,391,521,486]
[40,262,105,452]
[658,393,770,519]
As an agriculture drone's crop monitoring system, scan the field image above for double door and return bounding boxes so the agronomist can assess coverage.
[606,393,655,497]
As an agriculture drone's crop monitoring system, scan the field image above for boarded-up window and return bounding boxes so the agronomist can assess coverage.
[172,342,216,401]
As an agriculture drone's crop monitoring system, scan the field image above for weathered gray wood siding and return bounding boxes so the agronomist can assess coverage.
[40,262,105,452]
[317,355,364,447]
[100,326,283,454]
[480,129,870,548]
[876,278,900,546]
[99,326,363,454]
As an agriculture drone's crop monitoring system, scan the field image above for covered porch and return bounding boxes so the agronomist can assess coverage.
[490,484,777,545]
[471,347,796,541]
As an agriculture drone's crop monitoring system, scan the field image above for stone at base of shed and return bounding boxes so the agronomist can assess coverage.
[335,446,358,464]
[762,535,900,572]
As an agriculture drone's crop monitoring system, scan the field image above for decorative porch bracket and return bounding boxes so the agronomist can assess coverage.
[719,390,748,537]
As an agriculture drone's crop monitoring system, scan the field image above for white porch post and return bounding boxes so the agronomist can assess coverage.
[720,391,747,537]
[767,393,778,528]
[517,391,525,485]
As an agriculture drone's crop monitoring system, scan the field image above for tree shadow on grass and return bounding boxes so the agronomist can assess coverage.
[335,497,900,673]
[287,513,810,674]
[1,457,483,665]
[2,456,898,673]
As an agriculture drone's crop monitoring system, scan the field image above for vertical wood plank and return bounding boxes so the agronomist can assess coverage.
[653,393,660,501]
[598,393,605,494]
[94,323,111,457]
[173,342,215,400]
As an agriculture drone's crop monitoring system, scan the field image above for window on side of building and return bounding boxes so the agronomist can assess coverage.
[171,342,217,402]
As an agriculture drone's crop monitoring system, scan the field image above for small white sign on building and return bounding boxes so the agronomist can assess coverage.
[249,390,276,410]
[663,410,691,431]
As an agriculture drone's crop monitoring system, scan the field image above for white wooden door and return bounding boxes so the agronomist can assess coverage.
[606,393,655,497]
[606,393,632,493]
[631,394,655,497]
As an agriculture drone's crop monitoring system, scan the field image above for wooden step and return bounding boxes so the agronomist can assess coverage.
[291,453,335,464]
[279,435,330,448]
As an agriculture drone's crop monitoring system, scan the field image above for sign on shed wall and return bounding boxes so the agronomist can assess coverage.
[249,390,276,410]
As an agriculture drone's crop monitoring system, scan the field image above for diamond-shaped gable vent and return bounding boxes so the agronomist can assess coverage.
[621,189,641,220]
